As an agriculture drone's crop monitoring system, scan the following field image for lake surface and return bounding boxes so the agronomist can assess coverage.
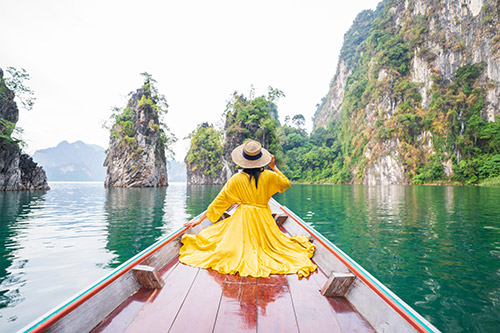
[1,182,499,332]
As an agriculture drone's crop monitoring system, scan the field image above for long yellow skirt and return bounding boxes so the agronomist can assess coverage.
[179,206,317,278]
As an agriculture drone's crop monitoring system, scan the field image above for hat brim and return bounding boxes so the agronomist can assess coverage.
[231,143,272,169]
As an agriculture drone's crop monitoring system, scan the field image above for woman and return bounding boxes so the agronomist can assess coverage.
[180,140,317,278]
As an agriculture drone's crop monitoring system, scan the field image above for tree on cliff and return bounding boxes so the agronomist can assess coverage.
[0,67,36,147]
[0,67,36,111]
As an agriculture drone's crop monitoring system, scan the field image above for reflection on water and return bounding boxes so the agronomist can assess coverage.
[103,184,218,267]
[1,183,499,332]
[0,183,113,331]
[0,190,47,316]
[0,182,220,332]
[275,185,500,332]
[105,187,167,267]
[185,185,222,218]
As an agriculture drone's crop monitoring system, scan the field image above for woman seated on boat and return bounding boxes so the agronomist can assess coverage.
[180,140,317,278]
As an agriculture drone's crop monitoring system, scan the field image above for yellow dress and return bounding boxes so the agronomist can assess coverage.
[179,169,317,278]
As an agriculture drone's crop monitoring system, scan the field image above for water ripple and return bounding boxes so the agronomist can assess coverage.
[275,184,500,332]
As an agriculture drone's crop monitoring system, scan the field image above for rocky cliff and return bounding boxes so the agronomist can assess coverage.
[314,0,500,185]
[104,82,168,187]
[0,68,49,191]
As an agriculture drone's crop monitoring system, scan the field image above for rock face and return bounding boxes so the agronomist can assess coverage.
[313,0,500,185]
[185,158,232,185]
[0,68,49,191]
[104,87,168,187]
[186,169,222,185]
[363,139,409,185]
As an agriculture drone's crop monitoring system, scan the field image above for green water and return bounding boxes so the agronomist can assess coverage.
[275,185,500,332]
[0,183,499,332]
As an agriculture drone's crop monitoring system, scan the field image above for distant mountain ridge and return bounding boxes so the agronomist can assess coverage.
[168,160,187,182]
[33,140,187,182]
[33,141,107,181]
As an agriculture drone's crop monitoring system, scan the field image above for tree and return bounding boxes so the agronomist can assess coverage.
[0,67,35,148]
[292,114,306,129]
[0,67,36,111]
[139,72,169,115]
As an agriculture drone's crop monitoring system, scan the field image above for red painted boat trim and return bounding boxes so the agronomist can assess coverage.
[280,206,431,333]
[24,224,192,332]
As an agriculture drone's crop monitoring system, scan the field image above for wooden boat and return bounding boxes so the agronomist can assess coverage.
[22,198,440,332]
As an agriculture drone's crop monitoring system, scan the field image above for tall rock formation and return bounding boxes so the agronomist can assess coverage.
[0,68,49,191]
[104,82,168,187]
[185,123,226,185]
[314,0,500,185]
[185,91,282,185]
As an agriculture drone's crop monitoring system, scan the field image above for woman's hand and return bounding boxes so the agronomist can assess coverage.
[269,154,276,169]
[184,220,201,228]
[184,212,207,228]
[269,154,280,173]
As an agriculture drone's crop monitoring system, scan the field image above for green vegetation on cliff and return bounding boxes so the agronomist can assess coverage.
[185,87,284,182]
[279,119,350,183]
[223,88,284,166]
[310,0,500,185]
[0,67,35,149]
[109,72,175,157]
[185,123,223,177]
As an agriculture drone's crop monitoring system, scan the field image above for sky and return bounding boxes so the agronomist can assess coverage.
[1,0,380,161]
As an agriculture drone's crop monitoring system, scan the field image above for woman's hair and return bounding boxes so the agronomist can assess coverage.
[243,167,264,188]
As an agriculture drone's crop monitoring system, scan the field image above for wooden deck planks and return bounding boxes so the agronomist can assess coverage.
[92,260,180,333]
[96,257,374,333]
[287,272,343,332]
[312,267,375,332]
[213,279,258,332]
[169,268,225,332]
[125,263,199,332]
[257,283,298,333]
[92,287,156,332]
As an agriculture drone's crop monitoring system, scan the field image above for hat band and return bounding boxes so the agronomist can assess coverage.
[242,151,262,161]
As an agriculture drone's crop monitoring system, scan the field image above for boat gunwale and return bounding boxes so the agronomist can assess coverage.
[23,199,438,333]
[279,203,438,333]
[22,212,204,333]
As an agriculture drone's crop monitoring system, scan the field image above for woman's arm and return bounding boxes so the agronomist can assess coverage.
[269,154,280,173]
[184,211,207,228]
[268,154,291,193]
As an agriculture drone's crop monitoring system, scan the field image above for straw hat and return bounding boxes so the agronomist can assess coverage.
[231,140,272,169]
